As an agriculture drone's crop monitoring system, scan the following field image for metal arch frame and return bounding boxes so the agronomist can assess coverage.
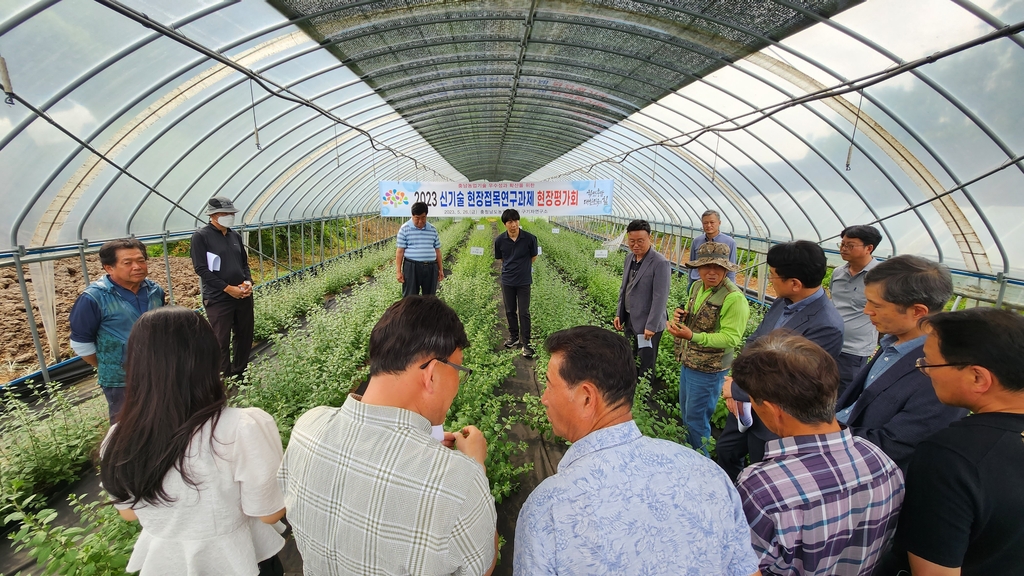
[383,80,641,115]
[404,100,614,132]
[623,0,995,265]
[425,135,584,159]
[396,92,629,124]
[620,127,789,239]
[542,114,796,240]
[286,129,439,219]
[554,0,955,256]
[268,121,443,221]
[414,117,599,142]
[528,133,706,229]
[419,121,598,147]
[774,0,1013,273]
[290,132,418,219]
[415,118,599,144]
[230,112,400,223]
[5,0,242,247]
[33,35,347,245]
[545,63,920,254]
[2,0,1011,273]
[143,76,378,231]
[121,60,374,234]
[308,142,443,218]
[368,51,677,99]
[8,1,461,247]
[648,63,933,255]
[596,121,779,238]
[275,119,458,220]
[409,106,611,134]
[559,135,757,235]
[374,67,657,108]
[158,97,392,232]
[110,82,384,238]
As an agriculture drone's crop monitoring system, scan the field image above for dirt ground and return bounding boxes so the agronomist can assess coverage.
[0,255,202,383]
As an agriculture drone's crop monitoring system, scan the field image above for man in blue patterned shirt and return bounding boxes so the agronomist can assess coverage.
[513,325,759,576]
[733,331,904,576]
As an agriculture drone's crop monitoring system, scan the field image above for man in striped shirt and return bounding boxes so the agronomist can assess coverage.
[733,331,904,576]
[396,202,444,297]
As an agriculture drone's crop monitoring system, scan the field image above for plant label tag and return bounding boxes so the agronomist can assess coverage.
[537,246,543,255]
[595,250,608,259]
[552,228,560,234]
[470,246,485,256]
[476,224,485,230]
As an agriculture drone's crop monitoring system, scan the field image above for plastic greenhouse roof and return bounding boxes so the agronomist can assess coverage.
[1,0,1023,284]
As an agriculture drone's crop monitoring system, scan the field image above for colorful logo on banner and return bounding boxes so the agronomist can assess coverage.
[379,180,613,217]
[381,188,410,212]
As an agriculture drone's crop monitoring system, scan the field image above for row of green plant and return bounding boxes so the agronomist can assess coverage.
[0,386,109,518]
[530,222,776,454]
[437,227,531,502]
[528,224,622,323]
[237,218,473,441]
[523,251,685,444]
[0,224,471,575]
[250,219,459,341]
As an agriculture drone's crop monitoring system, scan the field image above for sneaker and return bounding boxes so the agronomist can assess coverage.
[522,345,536,359]
[503,337,520,349]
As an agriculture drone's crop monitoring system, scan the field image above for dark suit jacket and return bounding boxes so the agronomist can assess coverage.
[616,249,671,335]
[836,345,968,472]
[732,291,845,440]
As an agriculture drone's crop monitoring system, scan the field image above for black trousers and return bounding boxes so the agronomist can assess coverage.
[622,312,662,383]
[716,412,769,481]
[401,259,439,297]
[205,296,255,379]
[501,284,531,344]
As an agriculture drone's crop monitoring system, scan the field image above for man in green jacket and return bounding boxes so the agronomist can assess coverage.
[667,241,750,455]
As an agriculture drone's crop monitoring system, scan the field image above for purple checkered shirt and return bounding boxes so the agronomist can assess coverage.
[736,428,904,576]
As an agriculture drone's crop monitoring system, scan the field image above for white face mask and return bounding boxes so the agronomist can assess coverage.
[217,214,235,228]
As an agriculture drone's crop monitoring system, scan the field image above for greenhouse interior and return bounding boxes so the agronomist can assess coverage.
[1,0,1023,574]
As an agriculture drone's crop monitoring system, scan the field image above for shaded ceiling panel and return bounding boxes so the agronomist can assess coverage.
[269,0,862,180]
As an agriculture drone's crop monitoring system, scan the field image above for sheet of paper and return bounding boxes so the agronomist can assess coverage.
[206,252,221,272]
[431,425,446,442]
[637,334,653,349]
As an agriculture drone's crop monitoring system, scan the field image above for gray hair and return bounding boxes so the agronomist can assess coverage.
[701,210,721,221]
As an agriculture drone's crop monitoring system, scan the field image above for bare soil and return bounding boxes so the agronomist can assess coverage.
[0,255,202,383]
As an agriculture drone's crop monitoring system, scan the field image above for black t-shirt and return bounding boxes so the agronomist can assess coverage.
[493,230,538,286]
[894,412,1024,575]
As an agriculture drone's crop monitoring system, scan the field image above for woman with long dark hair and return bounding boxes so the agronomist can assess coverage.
[101,306,286,575]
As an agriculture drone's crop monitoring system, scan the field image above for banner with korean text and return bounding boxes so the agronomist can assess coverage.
[378,180,614,217]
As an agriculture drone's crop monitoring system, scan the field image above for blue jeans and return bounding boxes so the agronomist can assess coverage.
[679,366,728,456]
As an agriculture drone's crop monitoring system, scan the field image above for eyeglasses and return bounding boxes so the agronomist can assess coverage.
[419,357,473,384]
[837,242,865,250]
[914,357,969,375]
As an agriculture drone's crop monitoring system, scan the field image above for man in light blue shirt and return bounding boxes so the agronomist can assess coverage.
[513,326,759,576]
[689,209,738,284]
[396,201,443,297]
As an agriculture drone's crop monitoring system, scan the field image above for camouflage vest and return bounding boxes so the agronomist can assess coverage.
[674,278,741,373]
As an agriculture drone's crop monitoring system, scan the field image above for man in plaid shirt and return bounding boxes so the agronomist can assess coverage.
[733,331,905,576]
[279,296,497,575]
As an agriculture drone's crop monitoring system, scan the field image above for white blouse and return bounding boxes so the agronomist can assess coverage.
[104,407,286,576]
